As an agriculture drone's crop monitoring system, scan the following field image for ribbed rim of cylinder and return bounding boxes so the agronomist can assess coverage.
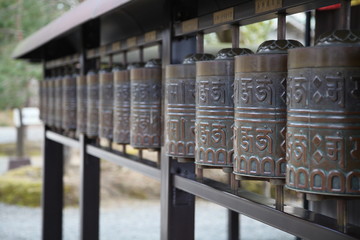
[114,69,130,82]
[165,64,196,79]
[288,45,360,69]
[235,54,288,73]
[196,59,234,76]
[130,67,161,80]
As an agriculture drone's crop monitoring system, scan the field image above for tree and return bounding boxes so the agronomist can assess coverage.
[0,0,79,158]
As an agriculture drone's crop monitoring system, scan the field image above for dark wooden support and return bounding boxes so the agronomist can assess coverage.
[79,134,100,240]
[42,127,64,240]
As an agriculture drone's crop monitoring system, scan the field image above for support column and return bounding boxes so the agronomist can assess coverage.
[42,127,64,240]
[160,152,195,240]
[79,134,100,240]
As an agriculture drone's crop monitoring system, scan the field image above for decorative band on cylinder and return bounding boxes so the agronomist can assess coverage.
[86,71,99,138]
[99,70,114,139]
[130,59,162,149]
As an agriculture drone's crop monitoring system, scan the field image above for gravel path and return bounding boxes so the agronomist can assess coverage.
[0,200,294,240]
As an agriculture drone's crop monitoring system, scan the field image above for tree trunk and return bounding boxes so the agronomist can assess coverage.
[16,107,25,158]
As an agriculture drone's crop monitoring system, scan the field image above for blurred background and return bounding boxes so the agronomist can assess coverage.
[0,0,312,239]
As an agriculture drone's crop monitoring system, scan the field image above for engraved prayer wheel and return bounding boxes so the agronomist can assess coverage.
[39,80,44,121]
[286,30,360,196]
[165,53,215,158]
[233,40,303,179]
[62,74,77,131]
[86,71,99,138]
[113,68,130,144]
[99,69,114,139]
[54,76,63,129]
[76,75,87,135]
[47,79,55,127]
[195,48,253,167]
[130,59,162,149]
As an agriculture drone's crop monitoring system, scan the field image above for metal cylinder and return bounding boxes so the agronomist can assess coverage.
[86,71,99,138]
[47,79,55,127]
[39,80,45,121]
[233,40,303,178]
[99,70,114,139]
[54,76,63,129]
[286,30,360,196]
[165,53,214,158]
[76,75,87,135]
[195,48,252,167]
[130,59,162,149]
[113,68,130,144]
[62,75,77,131]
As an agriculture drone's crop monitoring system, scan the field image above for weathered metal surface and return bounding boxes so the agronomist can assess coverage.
[54,77,63,129]
[113,68,130,144]
[130,59,162,149]
[62,75,77,130]
[165,53,214,158]
[76,75,87,135]
[233,40,303,179]
[286,30,360,196]
[195,48,252,167]
[99,70,114,139]
[86,71,99,138]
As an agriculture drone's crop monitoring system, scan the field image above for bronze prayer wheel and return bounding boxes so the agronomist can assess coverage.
[62,74,77,131]
[40,80,47,122]
[233,40,303,179]
[47,79,55,127]
[130,59,162,149]
[113,68,130,144]
[76,75,87,135]
[165,53,214,158]
[195,48,253,167]
[86,71,99,138]
[286,30,360,196]
[99,70,114,140]
[54,76,63,129]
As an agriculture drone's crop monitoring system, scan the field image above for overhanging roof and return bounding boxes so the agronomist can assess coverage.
[12,0,130,59]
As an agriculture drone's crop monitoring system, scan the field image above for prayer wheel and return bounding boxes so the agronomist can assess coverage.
[130,59,162,149]
[47,79,55,127]
[233,40,303,179]
[39,80,45,121]
[54,76,63,129]
[165,53,215,158]
[113,67,130,144]
[76,75,87,135]
[62,74,77,131]
[86,71,99,138]
[99,69,114,140]
[195,48,253,167]
[286,30,360,196]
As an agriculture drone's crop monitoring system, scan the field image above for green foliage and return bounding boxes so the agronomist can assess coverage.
[0,0,78,109]
[240,20,276,49]
[0,166,78,207]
